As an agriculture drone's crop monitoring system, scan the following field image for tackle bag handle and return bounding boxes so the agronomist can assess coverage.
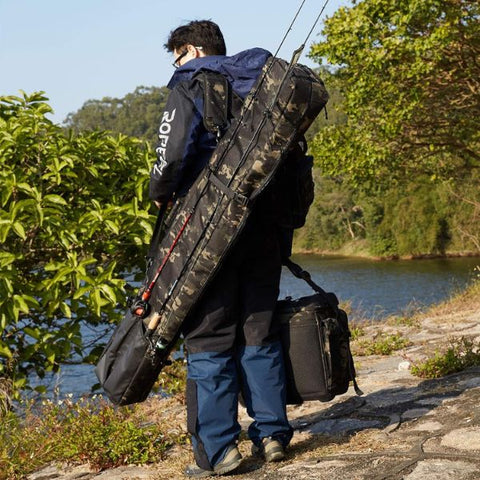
[282,258,338,311]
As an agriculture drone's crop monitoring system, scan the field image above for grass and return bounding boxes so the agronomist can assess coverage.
[0,379,12,418]
[0,358,189,479]
[0,394,188,479]
[0,358,190,480]
[426,273,480,317]
[354,332,411,356]
[411,336,480,379]
[0,373,190,480]
[349,324,366,341]
[386,314,421,328]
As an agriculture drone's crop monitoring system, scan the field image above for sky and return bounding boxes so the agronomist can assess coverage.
[0,0,347,124]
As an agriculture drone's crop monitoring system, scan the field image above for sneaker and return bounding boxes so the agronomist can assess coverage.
[184,445,242,477]
[251,437,285,462]
[184,464,214,478]
[213,445,242,475]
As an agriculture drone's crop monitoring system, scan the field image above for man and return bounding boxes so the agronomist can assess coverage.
[149,20,293,477]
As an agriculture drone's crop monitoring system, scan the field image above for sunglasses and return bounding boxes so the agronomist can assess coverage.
[172,46,203,69]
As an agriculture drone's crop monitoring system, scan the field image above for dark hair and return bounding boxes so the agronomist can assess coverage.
[164,20,226,56]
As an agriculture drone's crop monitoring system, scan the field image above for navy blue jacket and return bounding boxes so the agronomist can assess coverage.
[149,48,272,203]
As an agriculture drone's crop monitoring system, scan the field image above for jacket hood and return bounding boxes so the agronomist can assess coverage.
[167,47,272,99]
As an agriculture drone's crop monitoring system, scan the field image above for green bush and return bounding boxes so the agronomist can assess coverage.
[63,86,169,147]
[0,92,155,395]
[295,172,479,258]
[295,174,366,252]
[0,396,181,478]
[156,358,187,397]
[369,182,451,257]
[411,337,480,379]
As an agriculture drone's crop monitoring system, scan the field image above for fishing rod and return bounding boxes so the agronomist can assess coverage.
[131,0,331,337]
[130,210,192,319]
[217,0,332,197]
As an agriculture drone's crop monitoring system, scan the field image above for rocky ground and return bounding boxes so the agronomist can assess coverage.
[29,287,480,480]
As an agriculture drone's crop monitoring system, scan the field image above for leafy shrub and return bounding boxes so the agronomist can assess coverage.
[411,337,480,379]
[156,358,187,397]
[0,92,155,394]
[349,324,365,341]
[0,396,183,478]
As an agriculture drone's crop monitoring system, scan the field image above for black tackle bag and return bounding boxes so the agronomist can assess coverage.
[276,259,362,405]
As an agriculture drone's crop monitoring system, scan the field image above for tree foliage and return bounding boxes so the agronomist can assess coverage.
[294,171,480,257]
[309,0,480,184]
[64,86,169,146]
[0,92,155,394]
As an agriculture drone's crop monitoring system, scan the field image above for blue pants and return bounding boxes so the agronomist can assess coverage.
[182,223,292,470]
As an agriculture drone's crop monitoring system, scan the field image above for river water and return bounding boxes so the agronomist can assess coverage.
[32,255,480,400]
[280,254,479,320]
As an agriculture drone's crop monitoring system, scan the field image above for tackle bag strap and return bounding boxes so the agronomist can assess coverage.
[283,258,337,310]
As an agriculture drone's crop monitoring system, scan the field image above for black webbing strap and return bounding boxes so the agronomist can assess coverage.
[208,170,249,206]
[147,203,169,260]
[349,352,364,396]
[283,258,338,310]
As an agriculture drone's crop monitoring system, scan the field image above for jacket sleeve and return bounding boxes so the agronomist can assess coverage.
[149,86,202,203]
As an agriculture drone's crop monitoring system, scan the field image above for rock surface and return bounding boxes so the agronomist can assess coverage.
[28,297,480,479]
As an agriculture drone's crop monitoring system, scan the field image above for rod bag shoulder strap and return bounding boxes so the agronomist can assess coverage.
[147,203,169,260]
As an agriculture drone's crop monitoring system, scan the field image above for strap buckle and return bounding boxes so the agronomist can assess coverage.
[208,170,249,206]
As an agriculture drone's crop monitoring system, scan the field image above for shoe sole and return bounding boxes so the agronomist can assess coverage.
[213,454,242,475]
[185,458,241,478]
[184,465,214,478]
[265,450,285,462]
[185,447,242,477]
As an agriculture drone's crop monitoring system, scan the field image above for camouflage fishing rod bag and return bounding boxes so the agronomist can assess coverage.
[96,55,329,406]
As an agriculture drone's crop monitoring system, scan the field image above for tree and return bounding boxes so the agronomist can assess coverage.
[0,92,155,395]
[309,0,480,184]
[64,86,170,146]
